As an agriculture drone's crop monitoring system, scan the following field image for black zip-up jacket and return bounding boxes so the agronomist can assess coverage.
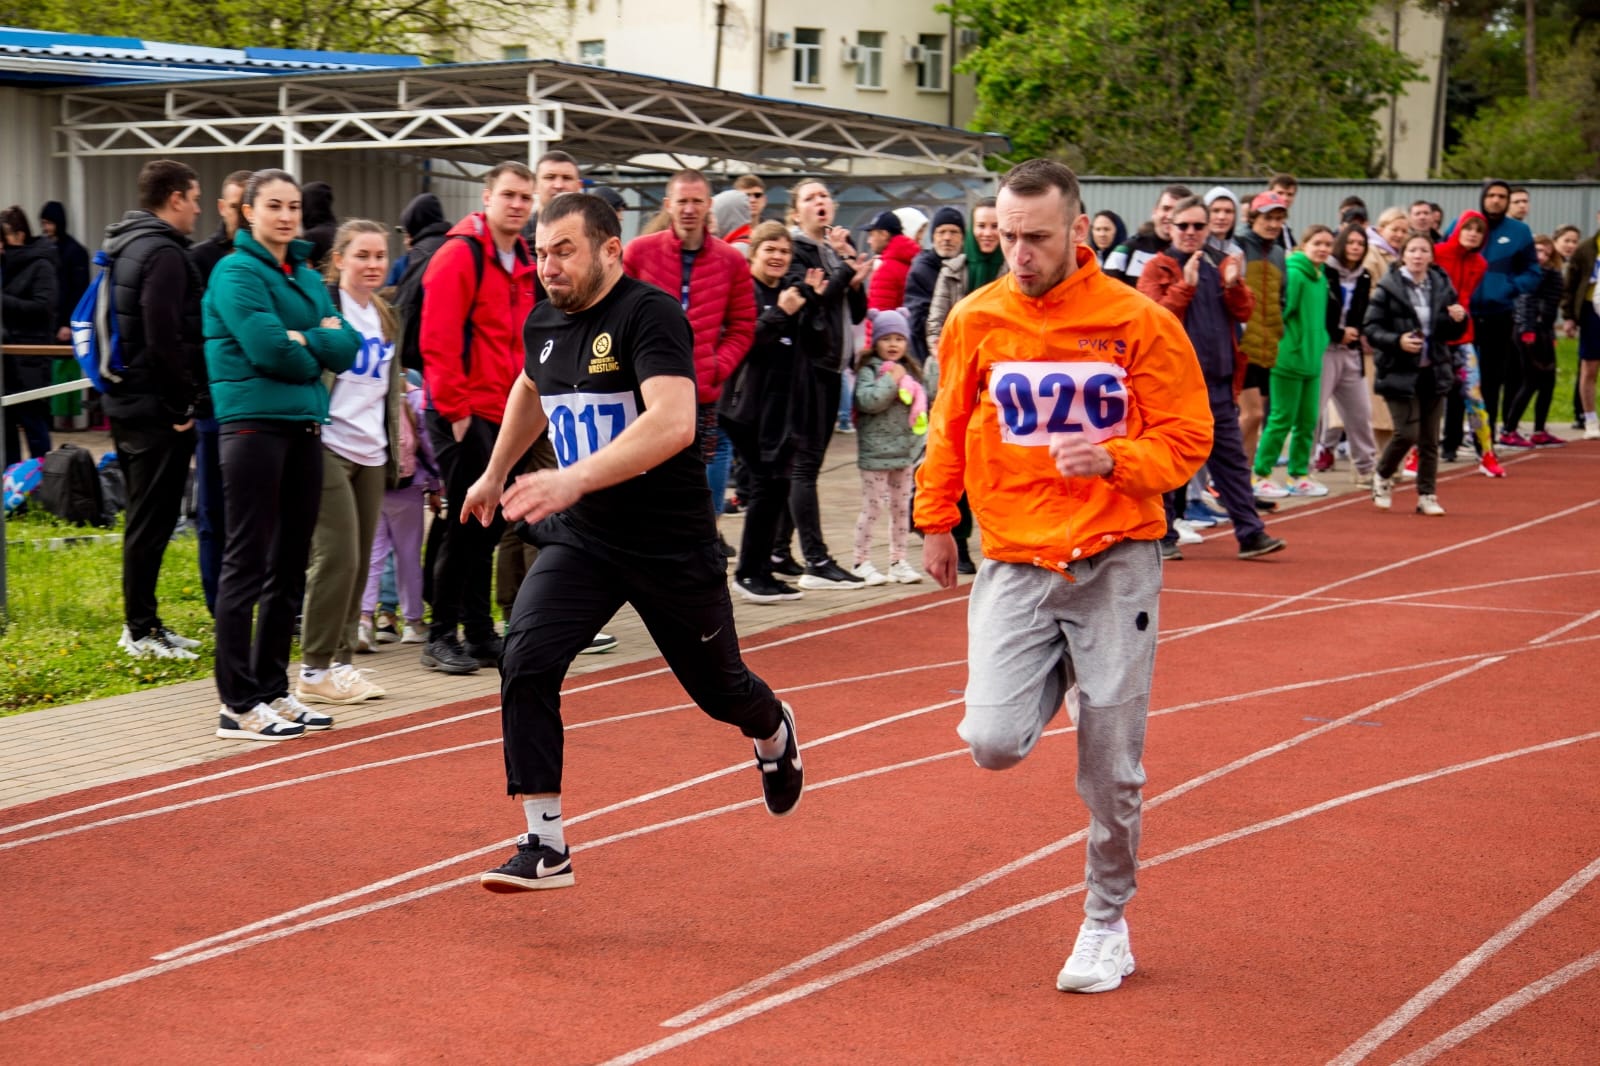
[1325,263,1372,364]
[101,210,205,424]
[1364,265,1466,400]
[189,221,235,288]
[718,276,808,462]
[785,231,865,373]
[1,236,60,394]
[1514,265,1564,341]
[904,247,945,367]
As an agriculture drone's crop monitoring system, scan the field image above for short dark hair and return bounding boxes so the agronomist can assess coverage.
[535,151,579,174]
[1339,194,1368,212]
[999,159,1084,218]
[485,161,535,188]
[733,174,766,193]
[1409,199,1432,211]
[540,191,621,246]
[1169,196,1206,219]
[1269,173,1298,191]
[1428,202,1443,215]
[667,169,712,196]
[221,169,254,194]
[1160,183,1193,204]
[139,160,199,211]
[0,205,31,240]
[1510,185,1529,196]
[244,169,298,208]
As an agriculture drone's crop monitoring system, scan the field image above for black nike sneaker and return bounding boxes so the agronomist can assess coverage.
[756,702,804,817]
[480,835,575,892]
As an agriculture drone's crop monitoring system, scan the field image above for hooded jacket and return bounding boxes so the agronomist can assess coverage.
[1236,228,1285,369]
[418,212,535,424]
[853,351,924,470]
[1092,212,1128,266]
[1,235,60,394]
[40,201,89,332]
[102,209,206,424]
[786,229,866,373]
[868,233,921,313]
[1363,264,1466,400]
[202,228,360,423]
[711,189,752,248]
[1432,210,1489,346]
[623,229,755,403]
[1324,258,1372,367]
[914,247,1213,569]
[1274,251,1331,379]
[300,182,338,270]
[1460,183,1539,315]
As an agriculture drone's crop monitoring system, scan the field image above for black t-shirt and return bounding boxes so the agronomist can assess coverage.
[522,274,714,555]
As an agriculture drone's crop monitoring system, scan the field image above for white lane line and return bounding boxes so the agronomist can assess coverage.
[1526,607,1600,646]
[1328,854,1600,1066]
[1166,499,1599,644]
[148,697,964,961]
[657,658,1501,1029]
[0,660,966,852]
[606,728,1600,1066]
[0,596,967,837]
[1386,949,1600,1066]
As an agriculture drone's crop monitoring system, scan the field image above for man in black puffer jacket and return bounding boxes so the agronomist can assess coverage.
[2,204,59,466]
[101,160,207,661]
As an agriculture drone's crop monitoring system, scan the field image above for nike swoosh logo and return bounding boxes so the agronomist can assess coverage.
[700,627,723,642]
[541,812,560,821]
[535,856,570,877]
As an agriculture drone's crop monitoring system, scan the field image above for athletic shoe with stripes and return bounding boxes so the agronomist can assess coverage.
[1057,921,1135,993]
[480,835,575,892]
[271,693,334,730]
[757,702,803,817]
[215,703,304,741]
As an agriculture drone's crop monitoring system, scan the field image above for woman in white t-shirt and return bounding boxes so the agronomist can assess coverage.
[296,219,405,705]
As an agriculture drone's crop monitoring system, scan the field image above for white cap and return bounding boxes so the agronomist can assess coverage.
[1203,185,1238,208]
[892,207,930,239]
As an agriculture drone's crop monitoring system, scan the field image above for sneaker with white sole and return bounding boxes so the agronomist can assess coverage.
[1585,422,1600,441]
[375,611,401,644]
[332,663,386,699]
[119,625,199,661]
[886,559,923,584]
[295,666,381,705]
[756,702,803,817]
[1057,921,1136,993]
[1352,471,1374,490]
[400,623,427,644]
[1373,475,1394,511]
[271,693,335,730]
[1172,519,1204,545]
[1416,493,1446,516]
[356,620,376,653]
[1252,475,1288,499]
[850,561,889,587]
[579,632,619,654]
[1400,449,1418,479]
[1285,476,1329,497]
[159,626,202,650]
[797,559,867,590]
[216,702,304,741]
[480,835,575,892]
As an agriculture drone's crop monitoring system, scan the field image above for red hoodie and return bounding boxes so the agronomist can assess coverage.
[868,233,921,312]
[419,212,536,424]
[1432,210,1489,346]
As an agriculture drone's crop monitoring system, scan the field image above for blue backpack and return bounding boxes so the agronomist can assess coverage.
[69,250,124,392]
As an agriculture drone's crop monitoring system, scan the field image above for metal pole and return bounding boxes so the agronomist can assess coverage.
[1,301,9,627]
[712,1,727,89]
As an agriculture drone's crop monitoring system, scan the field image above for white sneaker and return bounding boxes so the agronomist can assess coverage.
[270,693,334,730]
[119,626,199,661]
[886,559,923,584]
[400,623,428,644]
[1056,921,1136,993]
[332,663,386,699]
[159,626,202,650]
[1416,493,1446,516]
[1373,475,1394,511]
[850,561,889,587]
[295,666,382,705]
[1172,519,1205,545]
[1285,476,1329,497]
[1252,475,1288,499]
[1585,421,1600,441]
[356,620,376,653]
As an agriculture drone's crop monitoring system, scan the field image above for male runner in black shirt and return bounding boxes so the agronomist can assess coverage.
[463,193,803,892]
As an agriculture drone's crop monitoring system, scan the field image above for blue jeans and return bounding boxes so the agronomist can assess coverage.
[837,368,856,428]
[707,428,733,515]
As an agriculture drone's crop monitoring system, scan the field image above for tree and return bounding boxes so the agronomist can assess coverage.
[947,0,1420,177]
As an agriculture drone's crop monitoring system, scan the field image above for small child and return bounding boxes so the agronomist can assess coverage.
[1502,235,1567,447]
[851,308,927,586]
[359,378,439,649]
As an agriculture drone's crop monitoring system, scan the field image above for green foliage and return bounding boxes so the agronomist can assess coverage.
[1439,93,1598,179]
[947,0,1420,177]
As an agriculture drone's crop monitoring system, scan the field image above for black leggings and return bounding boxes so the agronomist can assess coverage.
[723,421,793,584]
[1503,338,1556,432]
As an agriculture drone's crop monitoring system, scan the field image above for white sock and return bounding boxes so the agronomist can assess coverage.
[523,797,564,852]
[1586,412,1598,426]
[754,719,788,760]
[1085,917,1128,933]
[300,667,327,684]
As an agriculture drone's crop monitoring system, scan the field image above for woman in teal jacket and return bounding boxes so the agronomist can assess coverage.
[1252,225,1335,498]
[203,169,361,741]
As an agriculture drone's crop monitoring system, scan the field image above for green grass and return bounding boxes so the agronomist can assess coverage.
[0,510,215,715]
[1552,337,1580,426]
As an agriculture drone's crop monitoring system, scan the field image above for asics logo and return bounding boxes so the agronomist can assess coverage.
[539,339,554,363]
[535,856,570,877]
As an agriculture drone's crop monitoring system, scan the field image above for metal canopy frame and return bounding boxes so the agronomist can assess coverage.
[51,59,1004,178]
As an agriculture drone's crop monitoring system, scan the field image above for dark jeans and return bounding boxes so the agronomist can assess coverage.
[214,421,323,713]
[723,421,793,583]
[500,541,783,794]
[110,419,196,635]
[1504,339,1555,432]
[427,411,510,645]
[1379,389,1444,496]
[774,369,841,565]
[194,418,226,615]
[1204,378,1266,542]
[4,399,51,469]
[1471,311,1519,434]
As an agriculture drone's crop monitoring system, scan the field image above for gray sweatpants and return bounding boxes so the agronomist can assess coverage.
[958,539,1161,925]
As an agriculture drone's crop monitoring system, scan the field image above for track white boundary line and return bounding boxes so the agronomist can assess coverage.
[1386,948,1600,1066]
[605,728,1600,1066]
[0,596,967,837]
[657,658,1501,1028]
[1526,607,1600,646]
[1328,853,1600,1066]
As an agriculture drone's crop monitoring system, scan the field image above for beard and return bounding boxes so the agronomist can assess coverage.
[546,260,606,311]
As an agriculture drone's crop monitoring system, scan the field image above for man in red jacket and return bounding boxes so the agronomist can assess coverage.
[622,169,755,522]
[419,161,538,675]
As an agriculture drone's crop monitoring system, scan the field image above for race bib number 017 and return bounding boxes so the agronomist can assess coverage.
[988,361,1129,445]
[540,390,640,467]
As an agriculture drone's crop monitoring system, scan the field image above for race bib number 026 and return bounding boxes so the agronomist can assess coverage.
[988,361,1129,445]
[540,390,640,467]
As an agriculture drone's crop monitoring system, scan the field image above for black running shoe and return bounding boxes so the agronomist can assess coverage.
[1237,531,1287,559]
[735,574,804,604]
[421,635,480,675]
[480,835,576,892]
[770,554,805,577]
[756,702,803,817]
[466,634,504,667]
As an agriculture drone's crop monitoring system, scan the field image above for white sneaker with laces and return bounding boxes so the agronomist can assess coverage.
[1585,421,1600,441]
[850,561,889,587]
[159,626,202,650]
[1373,476,1394,511]
[295,665,381,705]
[1285,476,1329,497]
[1252,475,1288,499]
[119,626,199,662]
[400,623,428,644]
[886,559,923,584]
[357,620,376,653]
[271,693,334,730]
[1057,921,1135,993]
[1416,493,1446,516]
[1172,519,1205,545]
[216,702,304,741]
[331,663,386,699]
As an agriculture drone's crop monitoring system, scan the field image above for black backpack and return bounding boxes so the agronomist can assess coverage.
[393,234,484,373]
[37,443,110,528]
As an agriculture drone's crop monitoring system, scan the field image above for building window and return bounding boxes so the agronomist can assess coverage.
[855,31,884,89]
[916,34,945,91]
[502,45,528,61]
[793,28,821,85]
[578,40,606,67]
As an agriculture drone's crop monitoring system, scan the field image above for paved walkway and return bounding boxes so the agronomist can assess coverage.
[0,430,948,810]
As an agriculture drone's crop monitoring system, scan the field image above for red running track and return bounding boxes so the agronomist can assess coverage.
[2,446,1598,1064]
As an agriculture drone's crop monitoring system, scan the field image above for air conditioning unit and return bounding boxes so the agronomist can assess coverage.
[765,31,791,51]
[957,28,980,48]
[841,44,863,65]
[903,44,926,64]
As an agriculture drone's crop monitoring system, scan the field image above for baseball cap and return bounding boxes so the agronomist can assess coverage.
[1250,191,1289,214]
[867,210,902,235]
